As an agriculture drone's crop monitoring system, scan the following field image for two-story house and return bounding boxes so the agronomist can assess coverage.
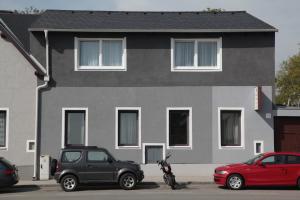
[26,10,277,178]
[0,11,46,179]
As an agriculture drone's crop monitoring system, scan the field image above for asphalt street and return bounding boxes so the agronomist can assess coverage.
[0,183,299,200]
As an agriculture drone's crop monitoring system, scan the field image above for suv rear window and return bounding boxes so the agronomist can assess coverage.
[61,151,81,163]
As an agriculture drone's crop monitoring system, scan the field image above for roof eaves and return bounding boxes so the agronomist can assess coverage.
[0,18,46,75]
[28,28,278,32]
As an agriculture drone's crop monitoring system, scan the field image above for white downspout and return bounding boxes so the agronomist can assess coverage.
[33,29,49,180]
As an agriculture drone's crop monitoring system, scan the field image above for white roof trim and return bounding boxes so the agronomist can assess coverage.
[0,18,47,75]
[29,54,47,74]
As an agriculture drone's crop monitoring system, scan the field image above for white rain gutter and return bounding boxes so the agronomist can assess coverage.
[33,29,49,180]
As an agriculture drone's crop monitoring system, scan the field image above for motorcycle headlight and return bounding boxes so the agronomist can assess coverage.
[215,170,228,175]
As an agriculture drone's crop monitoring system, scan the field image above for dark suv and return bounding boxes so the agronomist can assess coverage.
[53,146,144,191]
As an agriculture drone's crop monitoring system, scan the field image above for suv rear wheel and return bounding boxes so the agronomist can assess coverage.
[297,178,300,189]
[61,175,78,192]
[227,174,244,190]
[119,173,136,190]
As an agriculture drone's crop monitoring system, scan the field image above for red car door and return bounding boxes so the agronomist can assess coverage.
[284,155,300,186]
[245,155,287,186]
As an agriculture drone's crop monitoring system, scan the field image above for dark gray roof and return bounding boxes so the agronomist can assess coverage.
[0,13,46,75]
[0,13,39,51]
[30,10,277,32]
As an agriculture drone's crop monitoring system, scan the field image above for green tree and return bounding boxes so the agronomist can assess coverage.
[14,6,44,14]
[276,52,300,106]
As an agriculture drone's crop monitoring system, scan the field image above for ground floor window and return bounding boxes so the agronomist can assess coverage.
[254,140,264,155]
[143,143,165,164]
[167,107,192,149]
[0,109,8,149]
[219,108,244,148]
[62,108,88,147]
[116,107,141,149]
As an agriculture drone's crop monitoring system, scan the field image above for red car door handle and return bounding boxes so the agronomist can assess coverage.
[281,168,287,174]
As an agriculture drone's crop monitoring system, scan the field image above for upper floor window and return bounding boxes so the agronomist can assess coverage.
[75,38,126,71]
[171,38,222,72]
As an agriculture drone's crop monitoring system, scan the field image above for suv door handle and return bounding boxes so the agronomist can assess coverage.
[87,165,94,168]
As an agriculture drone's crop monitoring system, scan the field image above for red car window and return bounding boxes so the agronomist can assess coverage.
[261,155,285,165]
[286,155,300,164]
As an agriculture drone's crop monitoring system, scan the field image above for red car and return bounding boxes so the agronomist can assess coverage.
[214,152,300,190]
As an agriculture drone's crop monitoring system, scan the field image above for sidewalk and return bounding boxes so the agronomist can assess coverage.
[17,176,213,187]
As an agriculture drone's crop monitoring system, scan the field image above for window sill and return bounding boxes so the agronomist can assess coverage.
[219,146,245,150]
[0,147,8,151]
[167,146,192,150]
[171,66,222,72]
[116,146,141,150]
[76,66,126,71]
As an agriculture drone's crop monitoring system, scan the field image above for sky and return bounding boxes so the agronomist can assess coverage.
[0,0,299,71]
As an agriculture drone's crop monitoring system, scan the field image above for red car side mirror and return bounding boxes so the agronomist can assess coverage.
[257,161,265,167]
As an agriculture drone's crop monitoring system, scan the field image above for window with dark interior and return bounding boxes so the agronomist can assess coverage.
[64,110,86,146]
[0,110,7,148]
[221,110,241,147]
[169,109,190,147]
[118,110,139,147]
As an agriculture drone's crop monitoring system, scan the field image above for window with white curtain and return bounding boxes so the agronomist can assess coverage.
[64,110,86,147]
[0,110,8,149]
[116,108,141,148]
[75,38,126,70]
[220,110,242,147]
[171,38,222,71]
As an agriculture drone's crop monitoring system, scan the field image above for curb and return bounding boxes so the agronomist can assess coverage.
[18,181,214,188]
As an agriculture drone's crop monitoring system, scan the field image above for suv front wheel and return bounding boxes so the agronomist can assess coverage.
[61,175,78,192]
[119,173,137,190]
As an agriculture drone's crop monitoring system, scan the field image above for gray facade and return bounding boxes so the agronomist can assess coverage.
[39,86,274,164]
[0,33,37,177]
[30,32,275,87]
[28,11,276,166]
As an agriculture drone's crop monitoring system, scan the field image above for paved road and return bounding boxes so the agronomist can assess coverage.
[0,183,299,200]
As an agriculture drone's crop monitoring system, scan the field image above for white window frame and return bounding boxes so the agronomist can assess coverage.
[142,143,166,164]
[166,107,192,149]
[74,37,127,71]
[218,107,245,149]
[0,108,9,150]
[26,140,35,153]
[115,107,141,149]
[171,38,222,72]
[62,107,88,148]
[254,140,264,155]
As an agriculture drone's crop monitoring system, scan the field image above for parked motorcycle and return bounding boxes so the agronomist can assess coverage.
[157,154,176,189]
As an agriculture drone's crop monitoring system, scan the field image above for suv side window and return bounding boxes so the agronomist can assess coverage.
[87,151,109,162]
[61,151,82,163]
[286,155,300,164]
[261,155,285,165]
